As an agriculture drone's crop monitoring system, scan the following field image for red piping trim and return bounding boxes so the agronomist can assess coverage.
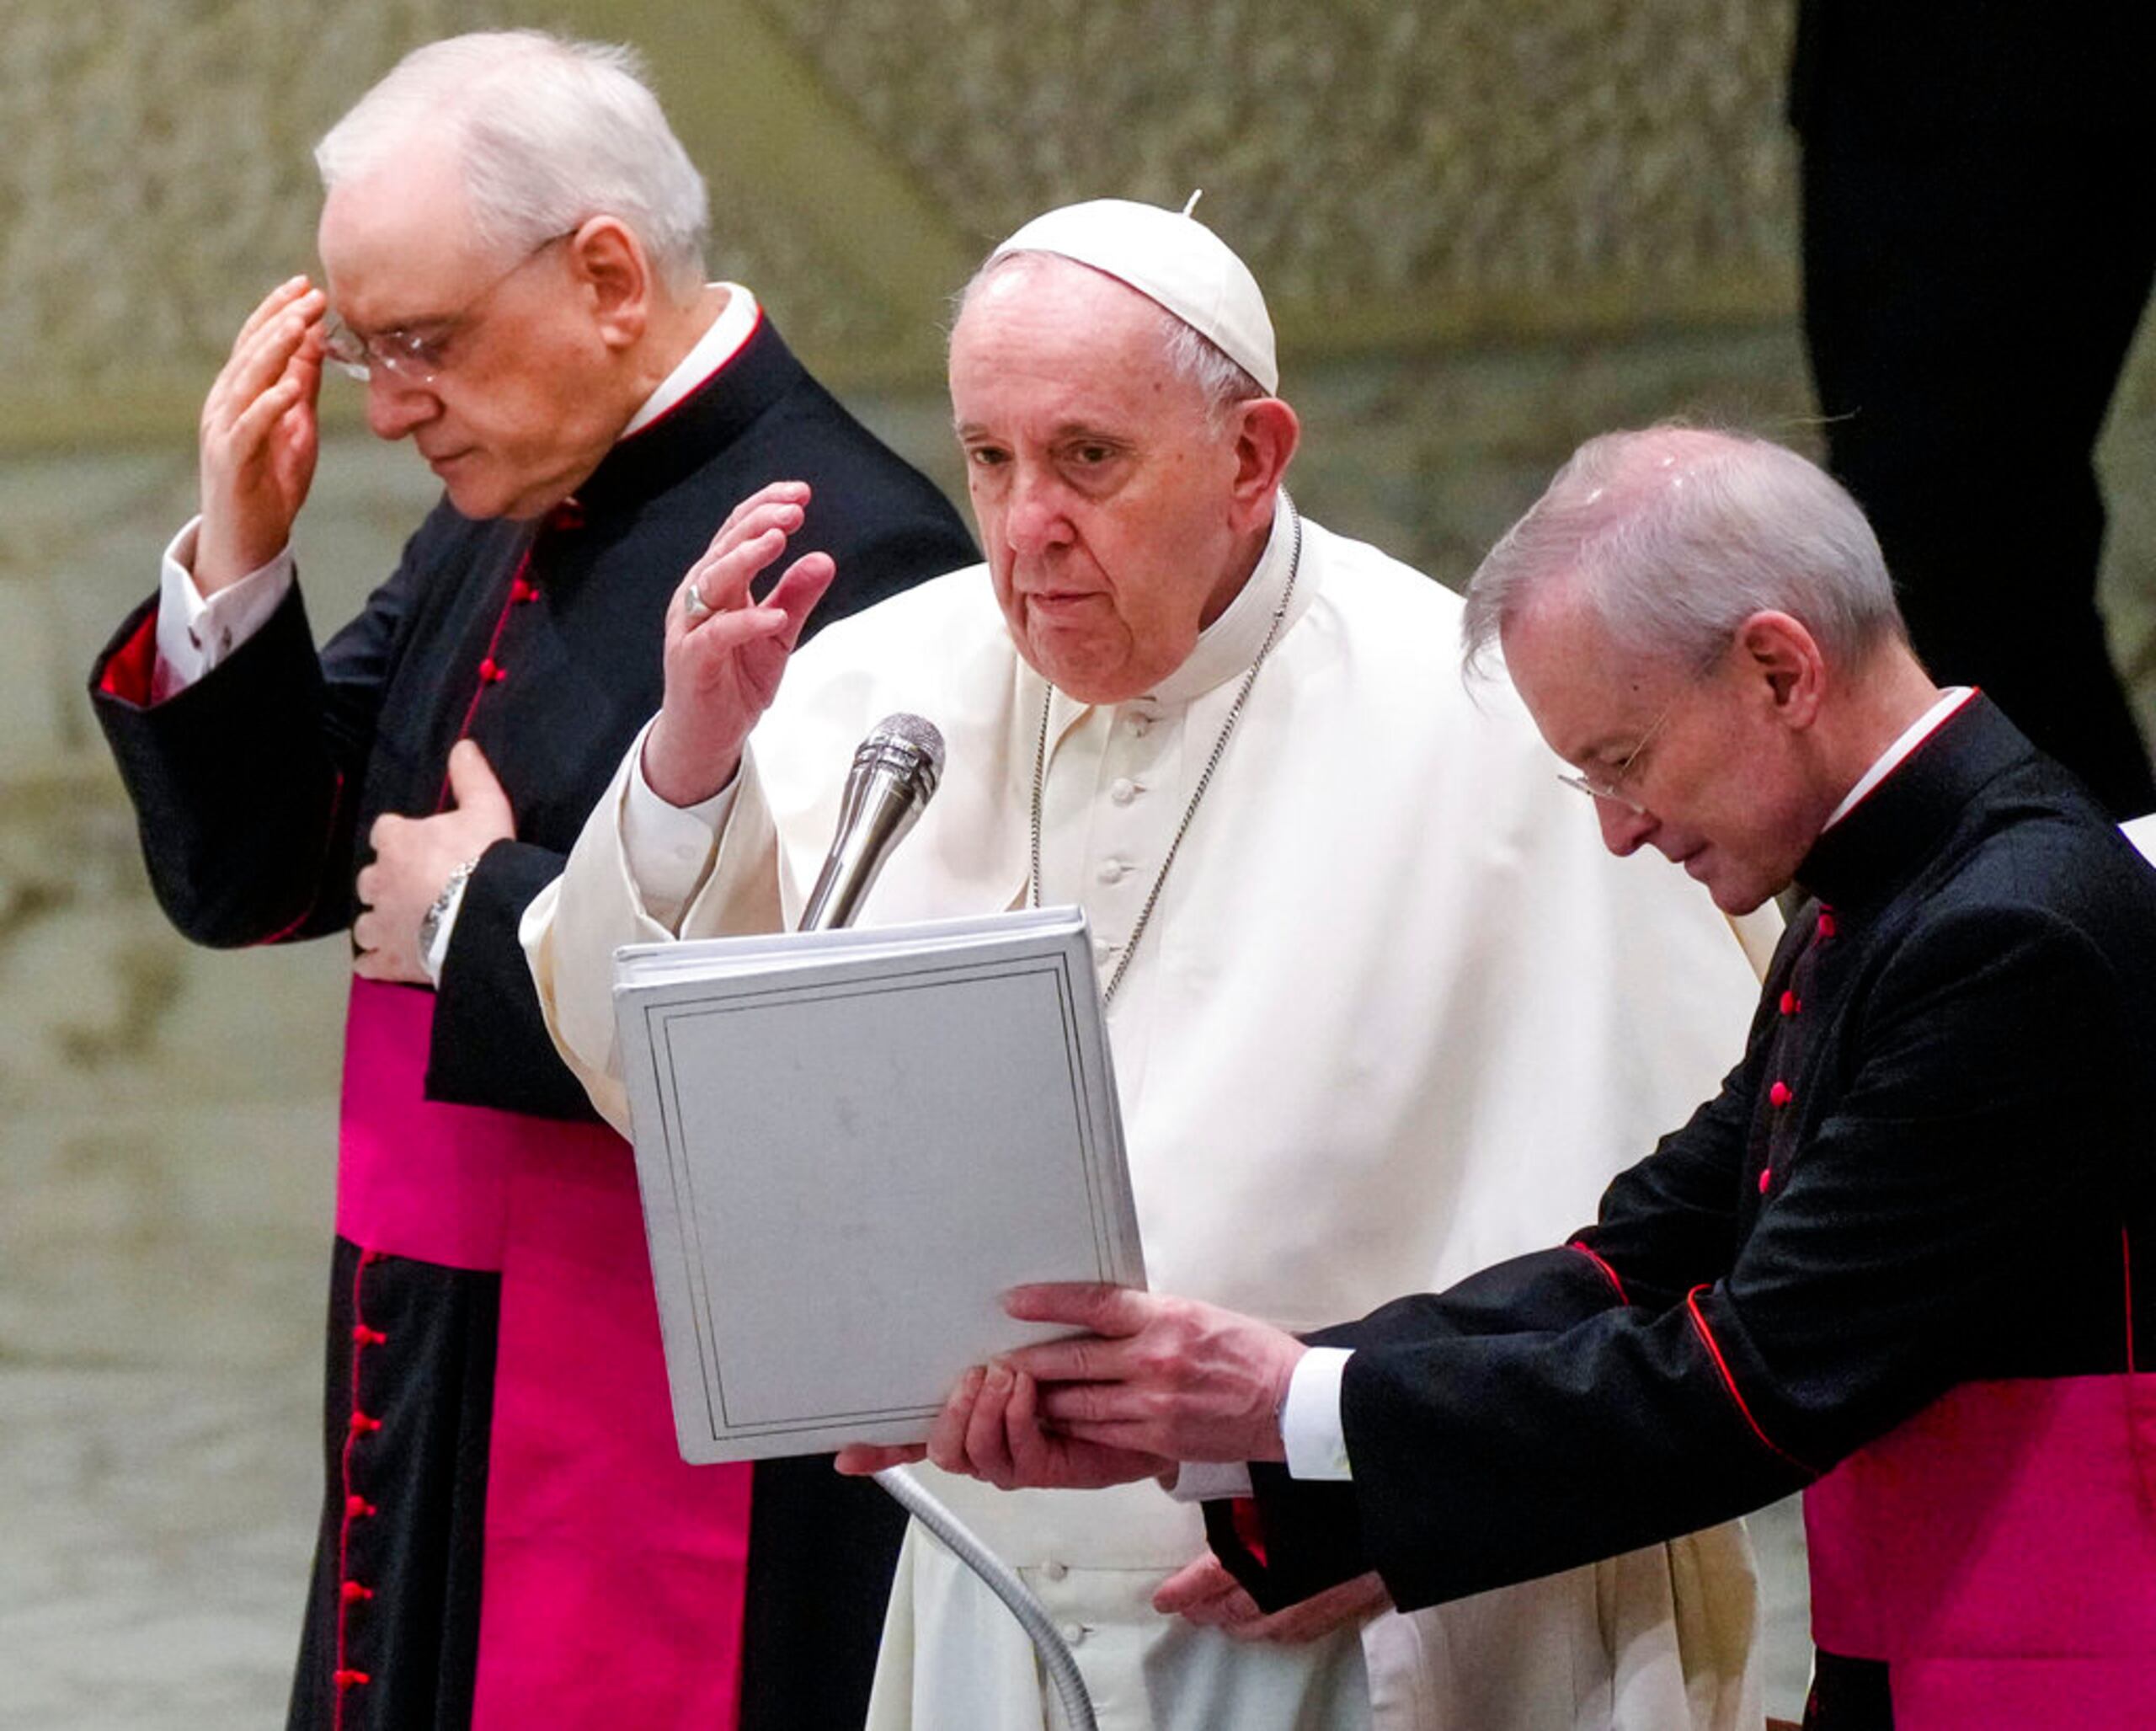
[619,302,765,444]
[1229,1495,1268,1568]
[1684,1285,1818,1474]
[98,612,161,703]
[1828,687,1980,828]
[1567,1241,1630,1306]
[438,552,531,809]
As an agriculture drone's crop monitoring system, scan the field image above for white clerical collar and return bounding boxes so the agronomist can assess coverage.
[1147,491,1308,708]
[1823,687,1976,832]
[621,282,761,439]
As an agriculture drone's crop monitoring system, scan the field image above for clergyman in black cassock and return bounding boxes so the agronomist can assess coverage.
[1209,693,2156,1727]
[870,429,2156,1731]
[88,31,976,1730]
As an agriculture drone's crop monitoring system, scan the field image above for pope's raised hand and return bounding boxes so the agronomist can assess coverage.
[197,276,325,595]
[641,480,838,807]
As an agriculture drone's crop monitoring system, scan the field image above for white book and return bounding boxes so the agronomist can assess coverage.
[613,905,1146,1464]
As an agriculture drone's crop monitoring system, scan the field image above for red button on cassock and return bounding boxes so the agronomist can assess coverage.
[1780,990,1800,1016]
[1758,1167,1772,1194]
[1817,911,1837,939]
[1769,1080,1794,1109]
[341,1580,374,1603]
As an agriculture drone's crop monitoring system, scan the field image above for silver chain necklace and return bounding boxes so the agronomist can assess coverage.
[1029,501,1305,1005]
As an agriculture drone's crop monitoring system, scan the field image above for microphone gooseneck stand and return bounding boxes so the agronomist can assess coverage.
[870,1462,1097,1731]
[802,715,1098,1731]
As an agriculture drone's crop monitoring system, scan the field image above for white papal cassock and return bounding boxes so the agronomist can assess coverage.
[525,498,1780,1731]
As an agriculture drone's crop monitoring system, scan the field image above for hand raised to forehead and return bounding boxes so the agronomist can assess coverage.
[641,481,838,808]
[196,275,325,595]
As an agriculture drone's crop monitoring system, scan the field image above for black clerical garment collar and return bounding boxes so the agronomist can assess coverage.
[563,313,808,523]
[1792,693,2029,916]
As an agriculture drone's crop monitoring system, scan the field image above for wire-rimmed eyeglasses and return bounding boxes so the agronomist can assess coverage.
[1556,695,1678,815]
[321,230,576,386]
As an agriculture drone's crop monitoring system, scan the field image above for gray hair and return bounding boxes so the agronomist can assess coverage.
[1461,426,1906,680]
[954,251,1267,425]
[315,30,709,302]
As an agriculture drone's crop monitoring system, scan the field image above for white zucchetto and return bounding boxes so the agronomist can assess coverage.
[989,195,1278,394]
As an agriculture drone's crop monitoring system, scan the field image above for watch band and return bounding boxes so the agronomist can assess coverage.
[418,853,483,969]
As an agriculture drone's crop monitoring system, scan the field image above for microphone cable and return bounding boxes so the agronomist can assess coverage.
[807,713,1099,1730]
[872,1464,1097,1731]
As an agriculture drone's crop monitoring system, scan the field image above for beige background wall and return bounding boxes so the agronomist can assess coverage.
[3,3,2152,1724]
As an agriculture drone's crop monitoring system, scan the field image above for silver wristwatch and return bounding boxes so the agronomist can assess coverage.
[417,854,483,970]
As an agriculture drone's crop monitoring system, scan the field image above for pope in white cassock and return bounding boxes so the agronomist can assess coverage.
[523,200,1781,1730]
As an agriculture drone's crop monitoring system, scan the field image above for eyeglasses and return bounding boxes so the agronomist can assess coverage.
[1556,695,1678,815]
[321,230,574,386]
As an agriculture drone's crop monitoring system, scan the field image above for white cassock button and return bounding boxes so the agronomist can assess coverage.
[1091,938,1112,962]
[1097,860,1126,884]
[1128,714,1151,737]
[1060,1622,1086,1646]
[1110,777,1139,805]
[1043,1560,1069,1581]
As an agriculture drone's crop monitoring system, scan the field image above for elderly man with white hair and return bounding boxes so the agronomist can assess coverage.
[527,202,1778,1728]
[88,29,974,1730]
[899,427,2156,1731]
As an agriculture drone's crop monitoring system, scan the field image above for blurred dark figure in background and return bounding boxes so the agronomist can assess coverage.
[1792,1,2156,819]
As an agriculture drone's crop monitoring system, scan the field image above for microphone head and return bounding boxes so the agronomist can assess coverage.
[800,713,947,932]
[859,712,946,802]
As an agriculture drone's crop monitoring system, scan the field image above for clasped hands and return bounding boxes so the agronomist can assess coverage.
[835,1285,1391,1643]
[836,1283,1306,1484]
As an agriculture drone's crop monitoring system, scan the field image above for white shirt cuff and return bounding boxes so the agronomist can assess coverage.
[1166,1461,1256,1503]
[419,874,471,987]
[621,718,738,930]
[1282,1347,1354,1481]
[154,517,295,701]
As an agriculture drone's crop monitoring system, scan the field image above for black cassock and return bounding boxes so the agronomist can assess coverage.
[92,313,978,1730]
[1209,698,2156,1730]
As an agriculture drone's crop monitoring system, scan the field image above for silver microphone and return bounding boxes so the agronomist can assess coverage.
[798,713,946,932]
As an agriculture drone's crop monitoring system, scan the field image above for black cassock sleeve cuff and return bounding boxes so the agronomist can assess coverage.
[1203,1466,1371,1614]
[426,839,605,1122]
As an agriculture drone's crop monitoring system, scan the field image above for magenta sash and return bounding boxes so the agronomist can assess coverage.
[1804,1372,2156,1727]
[339,980,751,1728]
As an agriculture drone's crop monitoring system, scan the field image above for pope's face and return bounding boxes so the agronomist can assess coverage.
[1502,592,1817,916]
[317,152,624,521]
[947,260,1253,704]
